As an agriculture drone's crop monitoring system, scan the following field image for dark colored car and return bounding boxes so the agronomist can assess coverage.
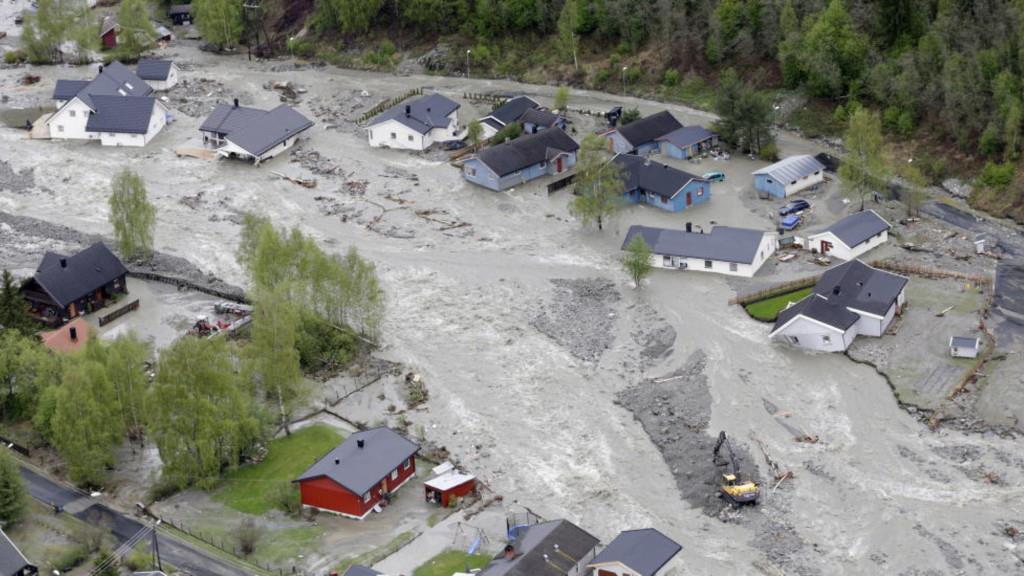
[779,199,810,216]
[443,140,467,151]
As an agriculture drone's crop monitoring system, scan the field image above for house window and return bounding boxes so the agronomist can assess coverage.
[404,458,412,470]
[407,134,413,142]
[663,255,672,266]
[369,130,373,139]
[697,187,704,197]
[661,196,667,204]
[790,180,797,185]
[790,336,800,344]
[767,179,773,184]
[704,260,713,269]
[391,469,398,480]
[729,262,738,272]
[822,335,832,344]
[363,492,371,503]
[468,168,476,176]
[390,132,397,139]
[57,125,64,132]
[69,110,76,118]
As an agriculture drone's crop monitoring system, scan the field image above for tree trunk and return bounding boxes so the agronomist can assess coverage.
[277,385,290,436]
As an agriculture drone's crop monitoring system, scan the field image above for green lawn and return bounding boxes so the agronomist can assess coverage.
[744,288,813,322]
[214,424,343,515]
[414,550,492,576]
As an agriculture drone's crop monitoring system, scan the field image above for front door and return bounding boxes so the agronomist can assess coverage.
[556,157,563,173]
[820,240,833,254]
[686,192,692,206]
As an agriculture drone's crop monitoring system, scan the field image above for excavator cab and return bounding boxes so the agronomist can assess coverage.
[713,432,761,505]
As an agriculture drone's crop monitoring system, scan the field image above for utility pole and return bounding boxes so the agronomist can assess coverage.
[152,520,163,571]
[466,49,471,79]
[622,66,628,95]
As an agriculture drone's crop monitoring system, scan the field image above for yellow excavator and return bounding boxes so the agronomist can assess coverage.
[713,431,760,505]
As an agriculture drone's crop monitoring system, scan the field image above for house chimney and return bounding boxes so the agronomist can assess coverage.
[233,98,239,108]
[833,286,841,296]
[357,439,365,449]
[685,222,692,233]
[334,458,340,465]
[98,65,103,74]
[405,104,411,116]
[60,258,67,268]
[69,326,78,341]
[504,545,515,560]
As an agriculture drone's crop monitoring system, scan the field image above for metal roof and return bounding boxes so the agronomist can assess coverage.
[752,155,825,184]
[483,96,539,125]
[199,102,267,135]
[343,567,382,576]
[616,110,683,148]
[424,471,475,491]
[614,154,703,200]
[816,209,891,248]
[813,259,908,317]
[771,293,860,333]
[0,528,34,576]
[950,336,979,349]
[367,93,460,134]
[85,95,157,134]
[53,79,90,101]
[480,520,599,576]
[589,528,682,576]
[476,128,579,177]
[656,125,715,149]
[621,225,768,264]
[224,104,314,156]
[24,242,127,308]
[137,59,173,81]
[294,427,419,497]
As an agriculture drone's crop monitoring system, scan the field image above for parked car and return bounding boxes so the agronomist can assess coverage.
[702,171,726,182]
[779,199,811,216]
[779,214,802,231]
[443,140,467,151]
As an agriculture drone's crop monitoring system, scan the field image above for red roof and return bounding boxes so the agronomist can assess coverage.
[38,318,90,353]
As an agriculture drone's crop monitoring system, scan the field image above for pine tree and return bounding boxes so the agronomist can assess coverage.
[0,271,32,335]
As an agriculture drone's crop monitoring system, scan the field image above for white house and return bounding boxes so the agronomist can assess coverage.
[366,93,460,151]
[136,59,179,91]
[622,224,777,278]
[949,336,980,359]
[753,155,826,198]
[199,100,314,165]
[805,209,891,260]
[586,528,682,576]
[47,62,166,147]
[770,260,908,352]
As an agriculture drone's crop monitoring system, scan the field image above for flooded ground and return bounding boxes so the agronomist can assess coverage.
[1,33,1024,575]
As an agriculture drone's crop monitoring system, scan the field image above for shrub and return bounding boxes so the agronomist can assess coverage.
[916,154,948,184]
[288,39,316,58]
[122,549,154,571]
[896,110,915,136]
[978,162,1015,189]
[296,313,358,374]
[594,68,612,87]
[236,518,263,556]
[979,124,1003,157]
[273,481,302,516]
[490,122,522,145]
[758,142,780,162]
[54,544,91,572]
[3,50,27,64]
[92,549,119,576]
[620,107,641,125]
[625,67,642,84]
[662,69,680,87]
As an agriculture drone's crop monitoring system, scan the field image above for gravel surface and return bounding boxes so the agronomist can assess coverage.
[531,278,620,362]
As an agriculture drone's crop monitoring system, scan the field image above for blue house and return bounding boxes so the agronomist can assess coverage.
[614,154,711,212]
[478,95,540,139]
[604,110,682,155]
[463,128,579,191]
[753,155,826,198]
[657,125,718,159]
[519,108,567,134]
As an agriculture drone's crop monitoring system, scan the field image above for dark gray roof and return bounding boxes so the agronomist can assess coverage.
[53,79,90,101]
[820,210,890,248]
[85,95,157,134]
[656,125,715,149]
[168,4,192,15]
[482,118,504,131]
[66,61,153,109]
[199,102,267,136]
[621,225,767,265]
[519,107,560,127]
[616,111,683,148]
[752,155,825,183]
[224,104,314,156]
[484,96,539,125]
[614,154,703,199]
[813,260,908,317]
[481,520,598,576]
[294,427,419,496]
[342,567,381,576]
[25,242,127,308]
[589,528,681,576]
[950,336,979,348]
[367,93,460,134]
[0,528,34,576]
[772,293,860,333]
[476,128,579,177]
[137,59,173,81]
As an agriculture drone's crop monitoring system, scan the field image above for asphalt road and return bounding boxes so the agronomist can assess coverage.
[19,465,255,576]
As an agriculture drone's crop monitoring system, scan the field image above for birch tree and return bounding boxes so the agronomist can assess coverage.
[109,169,156,261]
[194,0,244,49]
[557,0,579,70]
[839,107,885,211]
[244,287,307,435]
[570,134,625,231]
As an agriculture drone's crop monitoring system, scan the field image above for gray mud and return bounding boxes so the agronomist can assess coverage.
[531,278,620,362]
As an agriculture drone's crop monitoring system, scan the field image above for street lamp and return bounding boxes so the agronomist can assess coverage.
[466,49,472,79]
[288,36,294,58]
[622,66,628,94]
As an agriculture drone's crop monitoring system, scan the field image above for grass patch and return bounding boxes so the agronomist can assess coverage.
[214,424,343,515]
[744,288,813,322]
[336,531,416,573]
[250,525,323,566]
[414,550,492,576]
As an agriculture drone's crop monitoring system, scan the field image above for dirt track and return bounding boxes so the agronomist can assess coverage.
[2,35,1024,574]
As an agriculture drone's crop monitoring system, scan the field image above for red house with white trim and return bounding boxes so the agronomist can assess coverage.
[294,427,419,520]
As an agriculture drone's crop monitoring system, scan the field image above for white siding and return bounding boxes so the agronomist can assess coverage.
[809,229,888,260]
[98,102,167,147]
[220,134,299,165]
[782,170,825,196]
[647,234,777,278]
[148,66,179,91]
[586,562,639,576]
[367,110,459,151]
[48,98,95,140]
[771,317,854,352]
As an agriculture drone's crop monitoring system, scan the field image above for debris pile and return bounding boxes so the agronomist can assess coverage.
[171,77,229,117]
[531,278,620,362]
[291,148,345,176]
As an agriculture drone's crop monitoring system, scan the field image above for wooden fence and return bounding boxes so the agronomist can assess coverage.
[357,87,424,124]
[730,274,820,306]
[127,271,249,303]
[98,299,139,326]
[868,259,993,287]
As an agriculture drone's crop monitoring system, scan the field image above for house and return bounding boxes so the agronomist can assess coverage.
[479,519,599,576]
[586,528,681,576]
[366,93,461,151]
[343,567,382,576]
[168,4,193,25]
[603,111,683,155]
[656,125,717,160]
[136,59,179,91]
[462,128,579,191]
[622,224,777,278]
[99,15,119,50]
[38,317,90,353]
[294,427,419,520]
[0,528,37,576]
[424,466,476,507]
[199,100,314,165]
[20,242,128,326]
[519,107,567,135]
[770,260,908,352]
[753,155,826,198]
[950,336,981,359]
[805,210,891,260]
[154,25,174,44]
[615,154,711,213]
[48,62,168,147]
[479,96,541,139]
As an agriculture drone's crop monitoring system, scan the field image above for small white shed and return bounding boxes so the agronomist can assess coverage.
[949,336,980,359]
